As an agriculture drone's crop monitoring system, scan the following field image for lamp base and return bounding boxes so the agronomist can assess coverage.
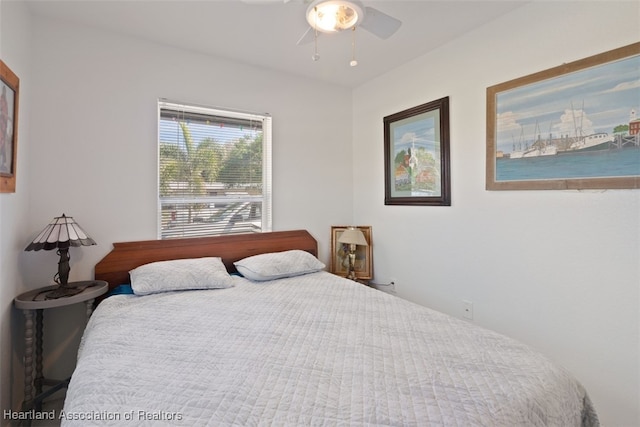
[346,251,357,281]
[44,283,91,300]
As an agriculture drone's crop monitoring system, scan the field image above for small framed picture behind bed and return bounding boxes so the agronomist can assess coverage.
[330,226,373,280]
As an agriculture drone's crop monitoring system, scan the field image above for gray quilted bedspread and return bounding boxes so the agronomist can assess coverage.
[63,272,599,426]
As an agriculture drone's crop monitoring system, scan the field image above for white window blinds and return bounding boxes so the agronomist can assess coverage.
[158,100,272,239]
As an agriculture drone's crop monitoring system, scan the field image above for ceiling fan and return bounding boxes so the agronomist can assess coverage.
[240,0,402,45]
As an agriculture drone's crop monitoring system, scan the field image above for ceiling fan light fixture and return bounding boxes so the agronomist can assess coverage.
[306,0,363,33]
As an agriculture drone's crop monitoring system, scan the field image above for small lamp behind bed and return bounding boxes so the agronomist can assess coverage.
[25,214,96,299]
[338,226,368,280]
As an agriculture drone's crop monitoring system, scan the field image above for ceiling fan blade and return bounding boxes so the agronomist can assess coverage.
[296,26,317,45]
[360,6,402,39]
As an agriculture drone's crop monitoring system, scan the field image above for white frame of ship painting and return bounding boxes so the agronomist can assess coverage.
[486,42,640,190]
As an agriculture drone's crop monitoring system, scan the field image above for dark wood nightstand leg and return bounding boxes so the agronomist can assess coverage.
[22,309,34,411]
[35,309,44,398]
[34,310,44,412]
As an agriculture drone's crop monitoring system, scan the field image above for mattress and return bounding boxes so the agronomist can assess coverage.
[62,271,598,426]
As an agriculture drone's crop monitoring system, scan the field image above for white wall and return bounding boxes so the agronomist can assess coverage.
[0,0,32,418]
[6,13,353,411]
[352,2,639,426]
[27,15,354,265]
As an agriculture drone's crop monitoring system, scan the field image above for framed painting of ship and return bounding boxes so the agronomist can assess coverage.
[486,42,640,190]
[384,97,451,205]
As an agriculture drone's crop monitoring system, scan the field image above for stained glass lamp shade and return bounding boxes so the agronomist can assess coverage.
[25,214,96,299]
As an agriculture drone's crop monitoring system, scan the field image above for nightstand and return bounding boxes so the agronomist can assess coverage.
[14,280,108,412]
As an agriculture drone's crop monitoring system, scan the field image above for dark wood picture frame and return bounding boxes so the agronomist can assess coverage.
[486,42,640,190]
[384,97,451,206]
[0,59,19,193]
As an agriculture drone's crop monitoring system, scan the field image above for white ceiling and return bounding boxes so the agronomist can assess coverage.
[25,0,529,88]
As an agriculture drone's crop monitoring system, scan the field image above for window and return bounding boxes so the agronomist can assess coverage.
[158,100,272,239]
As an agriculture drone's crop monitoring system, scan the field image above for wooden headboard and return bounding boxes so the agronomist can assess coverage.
[95,230,318,291]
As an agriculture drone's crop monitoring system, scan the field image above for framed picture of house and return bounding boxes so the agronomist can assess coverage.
[384,97,451,206]
[486,42,640,190]
[330,226,373,280]
[0,59,19,193]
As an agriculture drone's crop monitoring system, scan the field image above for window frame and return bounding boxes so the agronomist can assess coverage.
[157,99,272,239]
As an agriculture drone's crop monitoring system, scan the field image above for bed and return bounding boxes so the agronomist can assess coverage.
[62,230,599,426]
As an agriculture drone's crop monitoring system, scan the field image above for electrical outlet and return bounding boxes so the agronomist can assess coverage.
[463,300,473,320]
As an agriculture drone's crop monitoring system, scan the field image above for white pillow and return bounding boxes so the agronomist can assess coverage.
[130,257,235,295]
[234,249,325,281]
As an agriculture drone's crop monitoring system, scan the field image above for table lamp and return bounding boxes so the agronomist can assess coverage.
[338,226,368,280]
[25,214,96,299]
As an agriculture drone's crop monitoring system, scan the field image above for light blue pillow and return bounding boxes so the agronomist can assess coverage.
[234,250,325,281]
[130,257,235,295]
